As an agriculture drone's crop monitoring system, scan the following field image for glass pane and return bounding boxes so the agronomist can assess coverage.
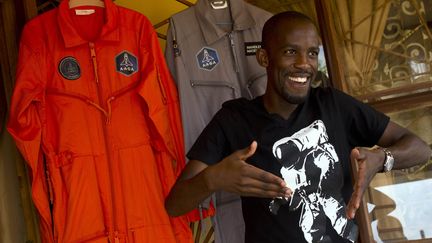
[330,0,432,98]
[313,45,330,88]
[369,0,432,97]
[365,103,432,242]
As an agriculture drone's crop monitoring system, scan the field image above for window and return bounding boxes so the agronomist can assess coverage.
[321,0,432,242]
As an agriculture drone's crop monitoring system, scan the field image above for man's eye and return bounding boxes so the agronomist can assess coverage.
[284,49,296,55]
[309,51,319,57]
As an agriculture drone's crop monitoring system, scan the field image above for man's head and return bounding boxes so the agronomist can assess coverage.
[257,11,321,105]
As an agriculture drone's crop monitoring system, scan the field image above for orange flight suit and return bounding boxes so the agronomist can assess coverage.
[7,0,192,242]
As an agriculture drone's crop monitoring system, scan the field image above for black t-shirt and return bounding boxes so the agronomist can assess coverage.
[187,87,389,243]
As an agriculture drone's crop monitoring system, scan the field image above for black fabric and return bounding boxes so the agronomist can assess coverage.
[187,87,389,243]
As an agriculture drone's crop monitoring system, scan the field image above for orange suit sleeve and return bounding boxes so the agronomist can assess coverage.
[136,17,193,243]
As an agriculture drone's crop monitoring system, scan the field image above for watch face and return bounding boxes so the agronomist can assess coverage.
[385,158,394,172]
[383,148,394,172]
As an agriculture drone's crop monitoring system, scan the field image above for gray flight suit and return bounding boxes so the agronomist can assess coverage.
[165,0,272,242]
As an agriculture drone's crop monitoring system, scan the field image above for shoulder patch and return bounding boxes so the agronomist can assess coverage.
[115,51,138,76]
[196,47,219,71]
[58,57,81,80]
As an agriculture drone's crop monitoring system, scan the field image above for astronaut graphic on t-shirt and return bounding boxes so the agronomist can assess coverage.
[270,120,355,243]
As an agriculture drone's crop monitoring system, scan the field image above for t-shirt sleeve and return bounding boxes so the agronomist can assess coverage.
[187,109,229,165]
[335,89,390,147]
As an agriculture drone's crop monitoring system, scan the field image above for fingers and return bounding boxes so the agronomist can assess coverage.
[350,147,365,162]
[227,141,292,198]
[347,148,369,219]
[350,147,360,161]
[237,141,257,160]
[243,163,286,186]
[236,141,286,186]
[346,177,365,220]
[240,185,291,198]
[235,176,292,198]
[238,164,292,197]
[346,196,360,219]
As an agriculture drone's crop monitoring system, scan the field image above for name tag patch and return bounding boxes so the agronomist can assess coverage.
[245,42,262,56]
[196,47,219,71]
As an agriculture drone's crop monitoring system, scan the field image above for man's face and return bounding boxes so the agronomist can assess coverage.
[263,20,320,104]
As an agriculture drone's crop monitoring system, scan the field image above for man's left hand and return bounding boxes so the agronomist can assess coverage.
[346,147,385,219]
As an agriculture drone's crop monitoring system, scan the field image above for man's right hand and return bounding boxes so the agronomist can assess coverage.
[205,141,292,199]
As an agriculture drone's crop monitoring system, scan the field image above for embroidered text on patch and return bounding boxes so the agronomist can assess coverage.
[245,42,262,56]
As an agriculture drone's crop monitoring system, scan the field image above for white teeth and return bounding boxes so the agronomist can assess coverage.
[289,76,308,83]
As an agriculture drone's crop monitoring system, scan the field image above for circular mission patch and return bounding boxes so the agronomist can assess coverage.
[58,56,81,80]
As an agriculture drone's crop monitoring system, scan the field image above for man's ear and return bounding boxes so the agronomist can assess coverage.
[256,48,269,68]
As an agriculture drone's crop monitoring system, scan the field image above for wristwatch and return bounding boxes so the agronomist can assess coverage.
[382,148,394,172]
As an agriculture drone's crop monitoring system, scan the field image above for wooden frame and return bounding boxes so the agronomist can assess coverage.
[1,0,40,242]
[314,0,345,90]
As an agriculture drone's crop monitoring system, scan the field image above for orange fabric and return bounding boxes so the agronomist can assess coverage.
[7,1,191,242]
[186,201,216,222]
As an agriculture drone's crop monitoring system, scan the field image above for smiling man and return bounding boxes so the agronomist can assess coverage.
[165,11,431,243]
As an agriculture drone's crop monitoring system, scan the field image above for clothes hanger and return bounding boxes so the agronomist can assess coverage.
[208,0,232,27]
[69,0,105,8]
[209,0,228,9]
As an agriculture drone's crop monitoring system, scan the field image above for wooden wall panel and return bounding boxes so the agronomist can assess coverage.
[0,0,40,242]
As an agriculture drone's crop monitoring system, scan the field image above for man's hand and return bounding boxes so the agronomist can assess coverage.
[346,147,384,219]
[205,141,292,199]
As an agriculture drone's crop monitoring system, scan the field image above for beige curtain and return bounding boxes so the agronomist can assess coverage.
[331,0,391,95]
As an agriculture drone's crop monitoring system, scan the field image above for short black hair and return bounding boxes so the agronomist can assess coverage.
[262,11,317,50]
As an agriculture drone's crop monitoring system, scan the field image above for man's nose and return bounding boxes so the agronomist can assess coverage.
[293,53,309,68]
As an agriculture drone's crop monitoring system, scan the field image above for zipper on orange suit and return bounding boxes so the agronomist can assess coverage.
[89,41,120,243]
